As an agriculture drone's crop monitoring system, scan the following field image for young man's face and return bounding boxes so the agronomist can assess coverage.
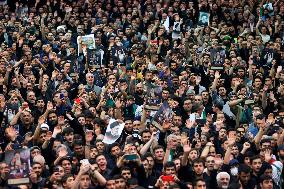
[164,166,175,175]
[193,163,204,175]
[106,179,116,189]
[64,133,74,143]
[260,179,273,189]
[63,176,75,189]
[251,158,262,173]
[79,174,91,189]
[239,172,250,186]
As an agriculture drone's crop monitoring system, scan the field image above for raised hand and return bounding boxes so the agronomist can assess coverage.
[38,116,46,125]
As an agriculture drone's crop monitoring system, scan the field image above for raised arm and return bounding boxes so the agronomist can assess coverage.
[140,132,157,156]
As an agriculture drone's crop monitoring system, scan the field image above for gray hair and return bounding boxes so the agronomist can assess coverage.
[216,171,230,182]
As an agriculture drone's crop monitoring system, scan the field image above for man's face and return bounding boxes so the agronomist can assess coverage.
[96,142,105,153]
[111,146,121,157]
[21,111,32,125]
[165,166,176,175]
[79,174,91,189]
[62,160,72,174]
[96,155,107,171]
[195,180,206,189]
[193,163,204,175]
[256,117,267,130]
[63,176,75,189]
[142,132,151,143]
[90,148,98,158]
[106,180,116,189]
[124,121,133,132]
[205,156,215,171]
[146,157,154,169]
[183,100,192,112]
[251,158,262,173]
[64,133,74,143]
[48,113,58,126]
[36,100,45,109]
[32,164,42,176]
[239,172,250,185]
[115,178,126,189]
[218,175,230,189]
[0,163,10,176]
[121,169,132,180]
[189,150,198,161]
[173,116,182,127]
[154,148,164,161]
[78,116,86,126]
[260,179,273,189]
[219,129,226,139]
[201,92,209,101]
[231,146,239,156]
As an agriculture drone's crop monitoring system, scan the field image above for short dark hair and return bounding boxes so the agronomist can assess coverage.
[192,158,204,166]
[113,174,124,180]
[255,114,265,120]
[259,174,272,183]
[260,138,271,146]
[127,178,138,186]
[61,174,74,183]
[194,178,206,186]
[153,145,164,152]
[250,155,261,163]
[164,161,176,169]
[238,163,251,174]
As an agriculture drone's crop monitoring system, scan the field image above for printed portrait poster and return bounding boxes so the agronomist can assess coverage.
[103,119,125,144]
[5,149,30,185]
[145,85,162,107]
[198,12,210,26]
[87,48,104,68]
[151,101,174,131]
[77,34,96,50]
[210,47,226,70]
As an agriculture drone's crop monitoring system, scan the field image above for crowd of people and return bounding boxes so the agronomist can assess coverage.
[0,0,284,188]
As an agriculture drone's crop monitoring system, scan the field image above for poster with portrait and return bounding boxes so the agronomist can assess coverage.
[198,12,210,26]
[263,3,274,16]
[145,85,162,109]
[77,34,96,50]
[86,48,104,68]
[210,47,226,70]
[261,48,275,67]
[5,149,30,185]
[151,101,174,131]
[103,119,125,144]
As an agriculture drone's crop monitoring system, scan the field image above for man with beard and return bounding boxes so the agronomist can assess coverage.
[0,162,10,187]
[133,82,144,106]
[236,164,257,189]
[47,110,58,131]
[181,97,193,123]
[9,107,35,137]
[30,162,46,188]
[216,172,230,189]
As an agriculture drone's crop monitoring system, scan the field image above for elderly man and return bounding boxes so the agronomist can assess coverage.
[216,172,230,189]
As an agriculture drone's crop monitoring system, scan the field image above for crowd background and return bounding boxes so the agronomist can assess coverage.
[0,0,284,188]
